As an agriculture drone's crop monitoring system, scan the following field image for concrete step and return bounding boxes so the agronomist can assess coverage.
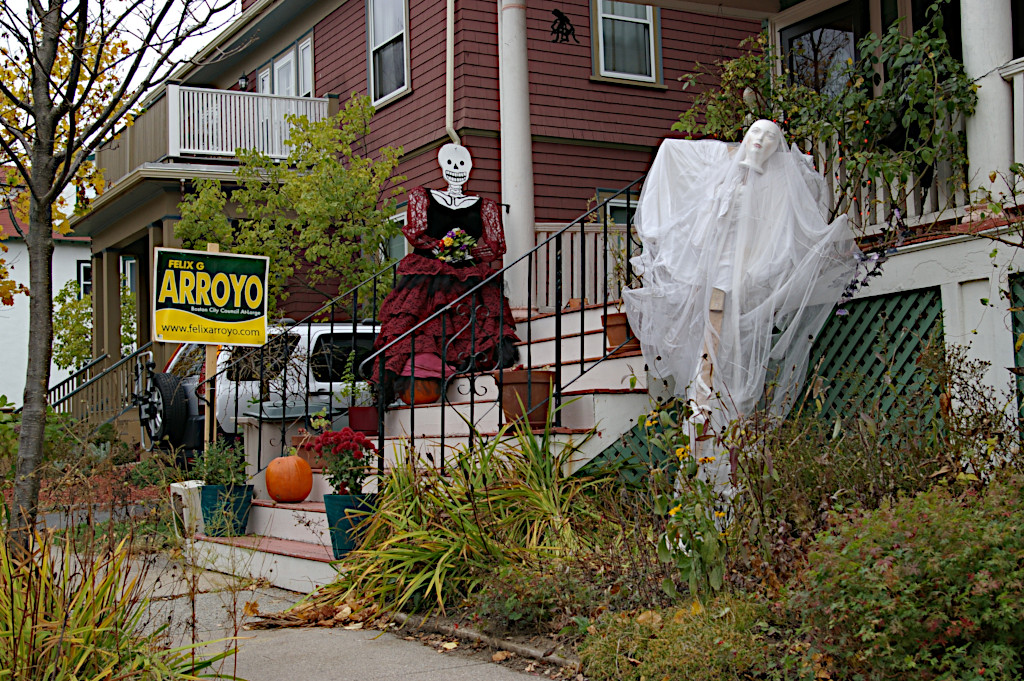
[190,534,337,592]
[517,303,624,340]
[375,390,652,474]
[248,499,329,544]
[516,328,607,367]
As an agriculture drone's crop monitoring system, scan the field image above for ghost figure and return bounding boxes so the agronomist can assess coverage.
[624,120,857,480]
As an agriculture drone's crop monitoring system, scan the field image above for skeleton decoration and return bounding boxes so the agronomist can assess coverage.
[624,119,858,484]
[550,9,579,44]
[432,143,478,209]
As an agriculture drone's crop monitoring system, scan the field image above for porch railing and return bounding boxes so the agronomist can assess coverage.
[95,85,329,187]
[50,342,154,428]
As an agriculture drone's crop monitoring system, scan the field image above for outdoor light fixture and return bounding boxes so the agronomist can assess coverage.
[238,73,249,90]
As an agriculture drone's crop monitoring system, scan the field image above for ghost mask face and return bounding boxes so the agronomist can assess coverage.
[438,144,473,193]
[739,119,782,173]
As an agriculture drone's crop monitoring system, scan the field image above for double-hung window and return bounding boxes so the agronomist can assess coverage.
[369,0,409,105]
[257,34,314,97]
[595,2,658,83]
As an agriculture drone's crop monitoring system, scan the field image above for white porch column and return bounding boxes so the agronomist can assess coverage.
[960,0,1014,194]
[498,0,536,309]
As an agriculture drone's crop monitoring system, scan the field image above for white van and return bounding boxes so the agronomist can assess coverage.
[138,322,378,450]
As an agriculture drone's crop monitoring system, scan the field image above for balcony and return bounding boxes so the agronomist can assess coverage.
[97,85,330,188]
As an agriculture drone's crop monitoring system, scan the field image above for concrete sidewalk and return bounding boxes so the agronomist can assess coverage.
[136,553,536,680]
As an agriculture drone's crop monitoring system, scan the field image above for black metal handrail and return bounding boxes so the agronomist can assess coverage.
[359,176,645,471]
[191,261,399,472]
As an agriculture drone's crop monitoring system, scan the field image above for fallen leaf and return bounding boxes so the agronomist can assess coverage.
[441,641,458,651]
[492,650,513,662]
[636,610,662,626]
[343,622,364,630]
[243,601,260,617]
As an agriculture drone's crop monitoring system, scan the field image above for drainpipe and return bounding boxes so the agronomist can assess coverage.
[498,0,535,309]
[446,0,459,145]
[960,0,1013,195]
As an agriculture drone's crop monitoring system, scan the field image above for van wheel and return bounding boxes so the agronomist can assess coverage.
[140,372,188,448]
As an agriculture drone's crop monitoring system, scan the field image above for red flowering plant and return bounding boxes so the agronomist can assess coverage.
[313,427,377,495]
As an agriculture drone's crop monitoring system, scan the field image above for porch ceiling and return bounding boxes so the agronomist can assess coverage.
[646,0,778,20]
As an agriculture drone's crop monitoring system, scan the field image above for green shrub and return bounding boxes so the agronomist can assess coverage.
[193,439,247,486]
[579,595,772,681]
[790,476,1024,680]
[476,560,600,634]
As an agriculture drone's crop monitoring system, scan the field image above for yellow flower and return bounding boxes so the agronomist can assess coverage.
[668,504,682,516]
[714,510,726,518]
[645,418,656,427]
[442,237,454,246]
[698,456,716,464]
[675,445,690,460]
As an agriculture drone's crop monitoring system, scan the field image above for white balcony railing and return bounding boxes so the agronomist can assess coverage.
[167,84,329,160]
[1001,56,1024,168]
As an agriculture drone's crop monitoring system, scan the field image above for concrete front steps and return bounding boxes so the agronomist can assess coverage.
[192,303,655,592]
[190,498,337,592]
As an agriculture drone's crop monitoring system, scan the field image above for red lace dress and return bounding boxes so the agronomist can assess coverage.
[373,187,520,393]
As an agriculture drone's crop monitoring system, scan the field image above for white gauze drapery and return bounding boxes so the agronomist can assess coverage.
[624,131,858,421]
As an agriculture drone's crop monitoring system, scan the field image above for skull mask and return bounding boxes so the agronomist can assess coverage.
[438,144,472,193]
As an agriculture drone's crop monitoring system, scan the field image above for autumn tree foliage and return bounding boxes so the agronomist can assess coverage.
[0,0,234,545]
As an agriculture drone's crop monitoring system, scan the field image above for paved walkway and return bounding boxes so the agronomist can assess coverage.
[135,553,535,680]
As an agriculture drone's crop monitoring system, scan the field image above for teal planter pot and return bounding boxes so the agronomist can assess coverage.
[323,494,375,559]
[199,484,253,537]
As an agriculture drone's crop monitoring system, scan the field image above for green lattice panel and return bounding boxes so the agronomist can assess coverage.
[581,288,944,482]
[1008,275,1024,421]
[806,287,944,424]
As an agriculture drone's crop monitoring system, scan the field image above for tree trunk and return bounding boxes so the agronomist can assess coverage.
[10,175,56,548]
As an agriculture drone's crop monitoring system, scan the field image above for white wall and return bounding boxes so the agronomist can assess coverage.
[0,239,91,407]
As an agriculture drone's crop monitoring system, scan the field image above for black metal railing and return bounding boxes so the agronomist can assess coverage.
[184,263,399,474]
[165,176,645,485]
[358,176,645,472]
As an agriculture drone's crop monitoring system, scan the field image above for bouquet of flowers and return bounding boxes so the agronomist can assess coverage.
[313,427,376,494]
[433,227,476,264]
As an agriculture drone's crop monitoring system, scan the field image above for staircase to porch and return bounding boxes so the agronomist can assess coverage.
[189,301,655,591]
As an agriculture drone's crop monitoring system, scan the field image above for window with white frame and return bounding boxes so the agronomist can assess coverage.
[369,0,409,104]
[77,260,92,298]
[594,1,658,83]
[256,34,314,97]
[298,37,313,97]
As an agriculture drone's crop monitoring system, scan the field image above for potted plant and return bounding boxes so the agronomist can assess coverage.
[497,365,557,429]
[602,233,641,356]
[195,440,252,537]
[314,427,377,559]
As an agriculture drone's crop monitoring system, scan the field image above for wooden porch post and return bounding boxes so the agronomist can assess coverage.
[100,249,122,362]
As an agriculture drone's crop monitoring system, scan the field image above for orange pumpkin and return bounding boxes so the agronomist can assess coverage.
[265,455,313,503]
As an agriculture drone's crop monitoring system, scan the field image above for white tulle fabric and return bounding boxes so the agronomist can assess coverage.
[624,136,857,421]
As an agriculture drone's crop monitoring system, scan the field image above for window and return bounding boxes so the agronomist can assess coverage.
[779,2,867,96]
[368,0,409,104]
[273,51,296,97]
[298,38,313,97]
[77,260,92,298]
[256,34,314,97]
[772,0,963,94]
[594,1,659,83]
[120,255,137,295]
[387,211,408,260]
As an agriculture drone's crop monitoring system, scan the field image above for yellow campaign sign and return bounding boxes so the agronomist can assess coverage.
[153,248,269,346]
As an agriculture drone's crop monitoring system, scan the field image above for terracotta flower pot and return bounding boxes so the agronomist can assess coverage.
[499,369,556,429]
[602,312,641,357]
